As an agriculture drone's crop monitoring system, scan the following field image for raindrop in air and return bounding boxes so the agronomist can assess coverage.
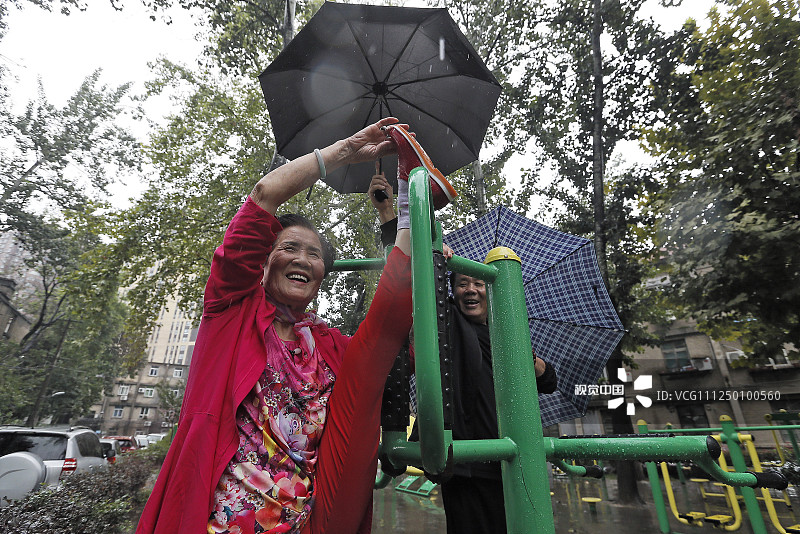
[439,37,445,61]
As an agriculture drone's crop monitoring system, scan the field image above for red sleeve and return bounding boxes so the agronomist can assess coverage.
[204,197,283,315]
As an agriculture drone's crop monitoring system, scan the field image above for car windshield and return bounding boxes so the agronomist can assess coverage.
[0,432,67,460]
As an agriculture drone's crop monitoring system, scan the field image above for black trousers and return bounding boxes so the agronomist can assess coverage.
[440,475,507,534]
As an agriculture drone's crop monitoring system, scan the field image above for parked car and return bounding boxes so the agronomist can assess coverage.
[146,433,167,445]
[134,435,150,449]
[101,435,137,453]
[0,426,106,506]
[99,438,121,464]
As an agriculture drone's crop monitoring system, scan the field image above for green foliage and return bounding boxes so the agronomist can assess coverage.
[0,451,161,534]
[0,71,140,234]
[646,0,800,358]
[154,377,183,428]
[140,0,320,76]
[108,58,388,365]
[508,0,675,359]
[521,0,665,193]
[0,65,137,423]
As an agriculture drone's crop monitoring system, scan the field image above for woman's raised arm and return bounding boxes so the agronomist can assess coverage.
[250,117,402,215]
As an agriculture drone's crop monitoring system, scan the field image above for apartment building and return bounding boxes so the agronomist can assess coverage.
[90,299,198,437]
[573,317,800,448]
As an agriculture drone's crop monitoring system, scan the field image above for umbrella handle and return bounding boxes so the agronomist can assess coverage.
[373,158,388,201]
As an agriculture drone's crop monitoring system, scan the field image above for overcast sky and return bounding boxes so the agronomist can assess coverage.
[1,2,203,108]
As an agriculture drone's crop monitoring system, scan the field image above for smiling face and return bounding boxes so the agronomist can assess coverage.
[262,226,326,314]
[453,273,488,325]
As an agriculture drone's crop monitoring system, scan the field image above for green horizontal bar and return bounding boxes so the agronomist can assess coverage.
[545,436,713,462]
[330,258,385,272]
[651,425,800,433]
[650,427,722,433]
[694,458,758,487]
[446,254,498,283]
[553,459,589,477]
[452,438,518,463]
[383,439,422,465]
[380,436,517,466]
[733,425,800,431]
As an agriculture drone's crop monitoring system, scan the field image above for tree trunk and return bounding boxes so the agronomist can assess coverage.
[282,0,297,45]
[269,0,298,173]
[592,0,641,504]
[605,348,644,503]
[472,160,488,216]
[26,319,71,427]
[591,0,608,285]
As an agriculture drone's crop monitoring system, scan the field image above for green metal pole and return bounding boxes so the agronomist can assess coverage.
[638,420,673,534]
[330,257,385,271]
[788,430,800,460]
[485,246,555,534]
[408,166,450,475]
[446,254,498,283]
[719,415,769,534]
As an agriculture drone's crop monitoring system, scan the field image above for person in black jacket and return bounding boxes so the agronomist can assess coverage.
[368,174,558,534]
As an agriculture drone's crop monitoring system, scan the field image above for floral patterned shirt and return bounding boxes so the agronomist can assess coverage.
[208,328,336,534]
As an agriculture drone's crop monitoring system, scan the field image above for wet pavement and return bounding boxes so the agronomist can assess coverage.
[371,471,800,533]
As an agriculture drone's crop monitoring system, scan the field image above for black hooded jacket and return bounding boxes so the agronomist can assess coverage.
[382,220,557,479]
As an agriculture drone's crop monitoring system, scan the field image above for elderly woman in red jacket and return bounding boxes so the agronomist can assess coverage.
[136,118,455,534]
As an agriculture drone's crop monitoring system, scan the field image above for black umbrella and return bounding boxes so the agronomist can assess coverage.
[259,2,502,193]
[444,206,626,427]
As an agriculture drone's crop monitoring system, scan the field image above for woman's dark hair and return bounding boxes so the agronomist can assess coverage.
[276,213,337,275]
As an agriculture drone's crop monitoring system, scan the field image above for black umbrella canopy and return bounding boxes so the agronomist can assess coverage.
[259,2,502,193]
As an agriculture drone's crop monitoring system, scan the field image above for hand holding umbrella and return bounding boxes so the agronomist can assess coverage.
[369,162,394,222]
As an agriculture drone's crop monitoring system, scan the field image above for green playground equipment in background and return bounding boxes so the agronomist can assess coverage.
[765,411,800,468]
[394,467,437,497]
[641,416,800,534]
[333,168,789,534]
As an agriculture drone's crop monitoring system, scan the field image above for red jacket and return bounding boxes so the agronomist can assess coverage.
[136,199,349,534]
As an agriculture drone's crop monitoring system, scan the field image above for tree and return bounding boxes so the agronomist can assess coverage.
[430,0,546,219]
[0,212,129,425]
[646,0,800,361]
[155,378,184,436]
[0,62,139,423]
[509,0,682,503]
[0,71,140,234]
[140,0,319,76]
[0,0,89,39]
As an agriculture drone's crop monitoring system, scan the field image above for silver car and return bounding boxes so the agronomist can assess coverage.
[0,426,106,506]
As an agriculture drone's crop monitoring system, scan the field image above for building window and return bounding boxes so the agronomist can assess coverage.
[182,323,191,342]
[173,368,183,378]
[676,405,709,428]
[118,385,130,396]
[177,346,186,365]
[662,339,691,371]
[142,387,155,398]
[170,389,180,398]
[149,366,159,377]
[139,407,150,418]
[112,407,124,418]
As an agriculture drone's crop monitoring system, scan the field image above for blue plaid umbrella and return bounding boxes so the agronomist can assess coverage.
[444,206,625,427]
